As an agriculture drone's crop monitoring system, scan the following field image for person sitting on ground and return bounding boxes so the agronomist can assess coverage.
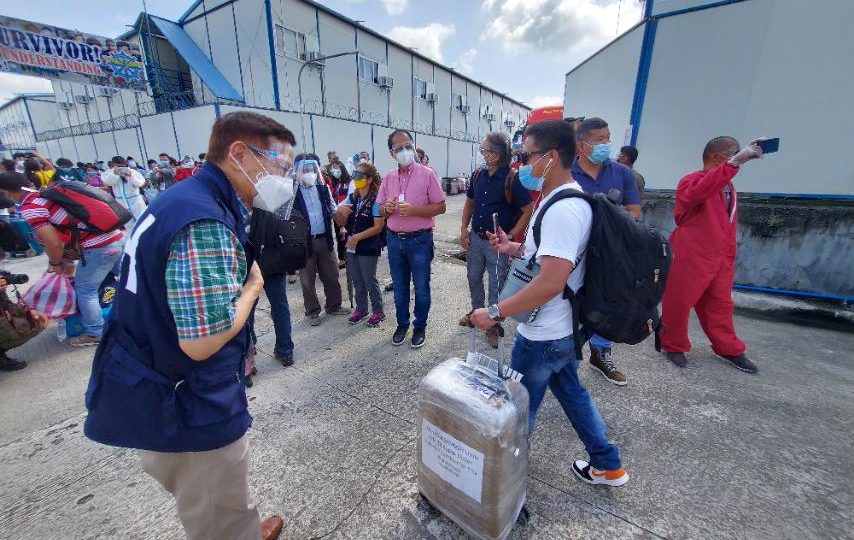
[334,162,386,327]
[0,274,49,371]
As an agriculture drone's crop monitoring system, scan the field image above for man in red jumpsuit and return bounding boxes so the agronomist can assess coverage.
[658,136,763,373]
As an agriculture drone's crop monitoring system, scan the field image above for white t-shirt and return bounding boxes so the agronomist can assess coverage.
[516,182,592,342]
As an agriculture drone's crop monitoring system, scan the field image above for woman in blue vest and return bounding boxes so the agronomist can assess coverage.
[83,112,295,540]
[335,162,386,326]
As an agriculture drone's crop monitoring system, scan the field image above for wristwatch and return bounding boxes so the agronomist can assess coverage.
[487,304,502,321]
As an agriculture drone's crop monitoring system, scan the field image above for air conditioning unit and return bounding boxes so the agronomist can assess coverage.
[58,101,74,110]
[484,113,496,121]
[426,93,438,103]
[376,76,394,88]
[74,95,94,105]
[306,50,325,64]
[460,105,471,114]
[504,119,516,128]
[97,87,119,98]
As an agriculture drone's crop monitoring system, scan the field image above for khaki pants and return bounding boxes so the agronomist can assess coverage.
[139,435,261,540]
[300,236,343,316]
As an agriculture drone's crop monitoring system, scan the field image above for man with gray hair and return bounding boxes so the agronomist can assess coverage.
[460,132,533,347]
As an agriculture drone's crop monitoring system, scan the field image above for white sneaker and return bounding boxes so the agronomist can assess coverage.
[572,460,629,487]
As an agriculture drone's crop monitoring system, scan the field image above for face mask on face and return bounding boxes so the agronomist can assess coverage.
[353,178,368,190]
[298,172,317,187]
[230,148,294,212]
[330,167,341,179]
[395,148,415,167]
[128,160,137,168]
[586,142,612,164]
[517,154,552,191]
[86,169,96,176]
[159,160,169,168]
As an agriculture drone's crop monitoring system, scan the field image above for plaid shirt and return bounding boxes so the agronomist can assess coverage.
[166,219,248,340]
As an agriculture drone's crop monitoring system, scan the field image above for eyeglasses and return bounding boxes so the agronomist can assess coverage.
[518,149,551,165]
[478,147,499,156]
[392,143,415,153]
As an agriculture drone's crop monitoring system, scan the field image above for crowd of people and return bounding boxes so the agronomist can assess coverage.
[0,109,767,540]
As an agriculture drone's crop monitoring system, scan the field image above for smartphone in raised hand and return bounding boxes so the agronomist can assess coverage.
[756,137,780,154]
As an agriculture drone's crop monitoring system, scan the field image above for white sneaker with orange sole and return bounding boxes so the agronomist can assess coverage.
[572,460,629,487]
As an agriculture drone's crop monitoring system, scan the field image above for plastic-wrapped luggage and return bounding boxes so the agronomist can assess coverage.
[417,327,529,540]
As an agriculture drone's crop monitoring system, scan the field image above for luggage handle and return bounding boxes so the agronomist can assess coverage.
[467,323,516,381]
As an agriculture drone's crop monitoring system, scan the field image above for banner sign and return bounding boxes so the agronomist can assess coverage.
[0,16,147,92]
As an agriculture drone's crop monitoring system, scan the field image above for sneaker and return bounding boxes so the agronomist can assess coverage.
[665,351,688,367]
[309,315,321,326]
[0,352,26,371]
[719,352,758,374]
[338,260,347,269]
[348,310,368,324]
[367,311,386,327]
[411,327,426,349]
[589,348,627,386]
[68,334,101,347]
[572,460,629,487]
[245,376,254,388]
[458,311,473,327]
[287,274,297,284]
[392,325,408,346]
[384,282,394,292]
[276,353,294,367]
[326,306,350,316]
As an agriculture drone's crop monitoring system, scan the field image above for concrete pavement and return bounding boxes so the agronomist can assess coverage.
[1,194,853,539]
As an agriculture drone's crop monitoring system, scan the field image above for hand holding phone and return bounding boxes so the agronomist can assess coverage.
[755,137,780,154]
[492,212,500,233]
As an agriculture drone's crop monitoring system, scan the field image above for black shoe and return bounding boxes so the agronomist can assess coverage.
[411,327,426,349]
[720,353,757,373]
[245,376,254,388]
[384,282,394,292]
[0,352,26,372]
[392,326,408,346]
[277,353,294,367]
[665,352,688,367]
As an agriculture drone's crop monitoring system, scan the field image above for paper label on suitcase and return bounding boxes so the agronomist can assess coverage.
[421,419,485,503]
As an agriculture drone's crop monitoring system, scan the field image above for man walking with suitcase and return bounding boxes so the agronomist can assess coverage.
[470,119,628,487]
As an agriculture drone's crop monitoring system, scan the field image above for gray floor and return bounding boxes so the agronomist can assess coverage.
[1,195,852,540]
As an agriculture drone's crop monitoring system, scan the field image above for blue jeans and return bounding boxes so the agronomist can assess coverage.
[386,230,433,328]
[263,274,294,357]
[589,334,612,351]
[510,332,622,470]
[77,237,125,337]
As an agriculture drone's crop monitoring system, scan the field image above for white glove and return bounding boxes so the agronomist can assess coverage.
[728,142,763,167]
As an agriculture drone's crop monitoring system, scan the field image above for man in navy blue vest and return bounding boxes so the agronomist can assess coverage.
[84,112,295,540]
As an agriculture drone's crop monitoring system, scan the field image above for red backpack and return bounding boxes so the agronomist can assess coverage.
[39,181,132,233]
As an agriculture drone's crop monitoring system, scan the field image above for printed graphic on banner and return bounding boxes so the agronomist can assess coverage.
[0,16,147,92]
[421,418,485,503]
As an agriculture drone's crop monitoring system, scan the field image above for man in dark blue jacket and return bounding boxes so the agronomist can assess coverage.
[83,112,294,540]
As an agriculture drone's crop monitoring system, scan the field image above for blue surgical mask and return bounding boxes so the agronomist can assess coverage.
[587,142,612,164]
[517,165,543,190]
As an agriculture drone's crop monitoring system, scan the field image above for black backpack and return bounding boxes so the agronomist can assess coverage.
[249,207,308,277]
[532,189,672,358]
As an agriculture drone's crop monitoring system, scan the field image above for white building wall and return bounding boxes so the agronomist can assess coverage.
[172,106,218,158]
[357,29,389,126]
[637,0,854,194]
[387,45,412,130]
[563,24,643,149]
[140,114,179,159]
[233,0,275,108]
[317,10,358,121]
[433,68,452,138]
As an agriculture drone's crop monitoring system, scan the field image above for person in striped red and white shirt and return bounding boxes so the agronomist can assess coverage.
[0,171,125,347]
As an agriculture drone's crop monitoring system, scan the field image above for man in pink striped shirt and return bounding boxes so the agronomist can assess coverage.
[0,172,125,347]
[377,129,446,348]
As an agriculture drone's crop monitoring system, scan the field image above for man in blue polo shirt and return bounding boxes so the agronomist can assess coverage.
[460,132,533,347]
[572,117,640,386]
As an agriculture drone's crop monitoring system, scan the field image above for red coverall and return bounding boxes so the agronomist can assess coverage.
[659,161,745,357]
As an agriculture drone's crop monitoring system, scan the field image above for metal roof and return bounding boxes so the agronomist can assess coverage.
[149,15,244,102]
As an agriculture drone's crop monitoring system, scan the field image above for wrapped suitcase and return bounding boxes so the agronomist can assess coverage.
[417,326,530,540]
